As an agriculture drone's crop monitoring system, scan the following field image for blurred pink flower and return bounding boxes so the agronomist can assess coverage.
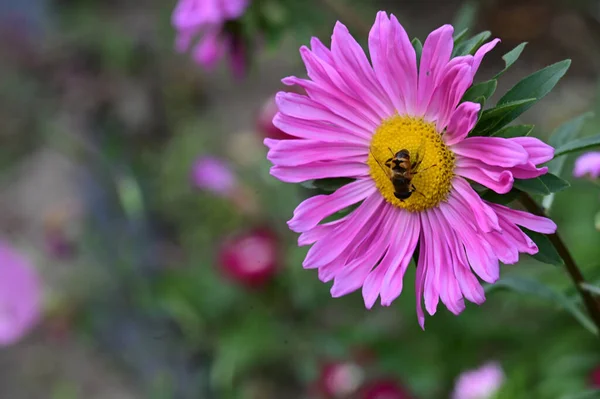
[452,362,504,399]
[360,379,413,399]
[218,227,278,287]
[0,242,42,346]
[172,0,250,76]
[191,156,237,196]
[573,152,600,179]
[317,361,365,398]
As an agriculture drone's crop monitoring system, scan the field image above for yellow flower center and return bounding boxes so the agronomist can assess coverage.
[367,115,455,212]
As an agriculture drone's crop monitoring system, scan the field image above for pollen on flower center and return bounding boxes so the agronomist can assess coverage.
[367,115,455,212]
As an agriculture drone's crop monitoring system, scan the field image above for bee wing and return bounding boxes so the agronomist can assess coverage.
[370,148,391,178]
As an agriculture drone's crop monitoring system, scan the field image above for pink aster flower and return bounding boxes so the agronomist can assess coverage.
[172,0,249,76]
[573,151,600,179]
[0,241,42,346]
[191,156,237,196]
[452,362,504,399]
[218,227,279,287]
[264,12,557,327]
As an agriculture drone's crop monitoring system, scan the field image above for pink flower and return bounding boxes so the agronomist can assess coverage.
[360,379,413,399]
[573,151,600,179]
[317,361,365,398]
[264,12,557,327]
[218,227,279,287]
[452,362,504,399]
[0,241,42,346]
[191,156,237,196]
[172,0,249,75]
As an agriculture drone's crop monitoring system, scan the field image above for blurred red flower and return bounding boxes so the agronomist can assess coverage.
[218,227,279,287]
[360,379,413,399]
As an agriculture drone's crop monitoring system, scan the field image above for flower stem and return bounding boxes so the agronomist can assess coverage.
[519,192,600,333]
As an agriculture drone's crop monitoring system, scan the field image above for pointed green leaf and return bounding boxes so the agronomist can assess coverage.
[490,124,534,138]
[482,188,520,205]
[492,60,571,131]
[486,276,597,334]
[523,228,563,265]
[554,134,600,157]
[549,112,594,148]
[453,28,469,45]
[412,38,423,68]
[472,98,536,135]
[513,173,570,195]
[452,31,491,57]
[462,79,497,103]
[493,42,528,78]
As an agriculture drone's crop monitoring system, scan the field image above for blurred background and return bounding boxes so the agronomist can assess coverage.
[1,0,600,398]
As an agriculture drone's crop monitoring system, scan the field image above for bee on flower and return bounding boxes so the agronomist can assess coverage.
[264,12,557,327]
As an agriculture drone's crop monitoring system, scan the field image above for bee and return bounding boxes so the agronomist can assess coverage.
[370,146,436,201]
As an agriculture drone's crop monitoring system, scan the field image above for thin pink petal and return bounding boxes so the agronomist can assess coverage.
[267,139,367,167]
[444,102,480,146]
[416,24,454,116]
[272,113,370,145]
[574,152,600,178]
[472,38,501,77]
[453,137,529,167]
[270,162,368,183]
[509,137,554,165]
[425,64,472,129]
[455,159,514,194]
[452,177,500,232]
[288,179,375,232]
[488,203,557,234]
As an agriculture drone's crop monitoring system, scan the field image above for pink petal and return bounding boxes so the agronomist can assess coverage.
[298,216,347,246]
[425,64,473,129]
[455,159,514,194]
[282,76,381,129]
[488,203,557,234]
[509,137,554,165]
[331,203,395,298]
[510,163,548,179]
[310,37,334,64]
[451,178,500,232]
[288,179,376,233]
[368,12,418,115]
[444,101,481,145]
[303,194,384,270]
[276,92,372,139]
[453,137,529,167]
[420,212,440,316]
[270,161,369,183]
[267,139,367,167]
[415,240,427,329]
[192,29,225,69]
[272,113,370,145]
[331,21,395,119]
[416,24,454,116]
[379,211,421,306]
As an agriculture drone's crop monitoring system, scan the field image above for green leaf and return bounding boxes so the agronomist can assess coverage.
[493,42,527,78]
[549,112,594,149]
[486,276,597,335]
[523,228,563,265]
[513,173,570,195]
[452,1,478,34]
[452,31,491,57]
[493,60,571,130]
[482,188,520,205]
[462,79,497,103]
[453,28,469,45]
[490,124,534,138]
[412,38,423,68]
[561,390,600,399]
[580,283,600,296]
[472,98,536,135]
[554,134,600,157]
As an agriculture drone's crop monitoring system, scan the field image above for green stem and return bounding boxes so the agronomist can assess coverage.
[519,192,600,333]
